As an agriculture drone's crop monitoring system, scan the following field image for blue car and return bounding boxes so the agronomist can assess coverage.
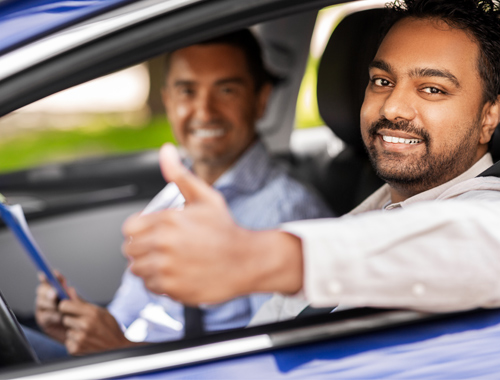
[0,0,499,378]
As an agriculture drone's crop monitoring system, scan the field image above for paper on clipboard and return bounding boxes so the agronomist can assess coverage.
[0,198,68,300]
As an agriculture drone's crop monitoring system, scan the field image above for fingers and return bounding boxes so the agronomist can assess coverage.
[62,315,89,331]
[37,272,46,283]
[122,211,165,239]
[122,210,188,263]
[53,270,68,289]
[66,286,81,302]
[61,305,130,355]
[36,281,58,304]
[38,270,69,295]
[58,291,87,316]
[159,143,221,205]
[128,251,171,294]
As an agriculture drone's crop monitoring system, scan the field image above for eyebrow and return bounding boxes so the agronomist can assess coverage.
[215,77,246,86]
[369,59,461,88]
[369,59,394,75]
[409,67,461,88]
[173,77,247,88]
[173,80,195,87]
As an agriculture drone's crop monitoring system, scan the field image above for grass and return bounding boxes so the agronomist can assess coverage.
[0,116,177,173]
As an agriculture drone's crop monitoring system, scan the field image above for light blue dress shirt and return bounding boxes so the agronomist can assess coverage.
[108,141,332,342]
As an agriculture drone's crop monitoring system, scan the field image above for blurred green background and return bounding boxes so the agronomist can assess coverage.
[0,116,176,173]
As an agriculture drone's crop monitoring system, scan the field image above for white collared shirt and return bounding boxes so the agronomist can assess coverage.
[251,154,500,325]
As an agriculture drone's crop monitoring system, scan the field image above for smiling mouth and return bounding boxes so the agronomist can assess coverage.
[191,128,226,138]
[381,135,423,145]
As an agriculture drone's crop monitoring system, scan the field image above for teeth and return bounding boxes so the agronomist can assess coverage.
[192,129,225,138]
[382,135,422,145]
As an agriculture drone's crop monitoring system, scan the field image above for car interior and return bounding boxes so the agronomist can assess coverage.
[0,3,386,326]
[1,0,500,375]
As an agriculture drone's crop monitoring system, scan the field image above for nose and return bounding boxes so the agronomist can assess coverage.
[194,90,217,123]
[380,84,416,122]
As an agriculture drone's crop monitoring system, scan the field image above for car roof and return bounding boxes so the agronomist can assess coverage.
[0,0,138,55]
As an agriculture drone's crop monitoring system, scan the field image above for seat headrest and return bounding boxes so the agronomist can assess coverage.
[317,8,387,151]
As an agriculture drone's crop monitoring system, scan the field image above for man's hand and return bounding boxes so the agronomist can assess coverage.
[122,143,304,305]
[35,271,68,343]
[59,287,138,355]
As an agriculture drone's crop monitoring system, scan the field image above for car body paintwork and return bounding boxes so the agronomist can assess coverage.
[117,308,500,379]
[0,0,134,55]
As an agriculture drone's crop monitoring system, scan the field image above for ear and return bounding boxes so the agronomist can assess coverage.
[479,95,500,144]
[255,82,273,120]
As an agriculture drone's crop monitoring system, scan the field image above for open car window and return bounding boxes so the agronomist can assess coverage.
[0,0,385,353]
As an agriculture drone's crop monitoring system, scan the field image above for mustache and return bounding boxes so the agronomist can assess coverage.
[368,119,430,141]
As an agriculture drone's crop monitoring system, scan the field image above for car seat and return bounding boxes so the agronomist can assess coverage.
[305,8,386,216]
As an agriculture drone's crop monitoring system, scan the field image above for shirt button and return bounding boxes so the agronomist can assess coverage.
[329,281,342,294]
[412,283,426,297]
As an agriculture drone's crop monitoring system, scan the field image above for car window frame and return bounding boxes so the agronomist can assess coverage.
[0,0,343,118]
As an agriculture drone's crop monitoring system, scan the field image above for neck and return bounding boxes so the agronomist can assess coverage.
[192,162,230,185]
[192,138,258,185]
[388,187,414,204]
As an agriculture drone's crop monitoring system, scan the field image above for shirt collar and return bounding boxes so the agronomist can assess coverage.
[351,153,494,214]
[213,140,270,194]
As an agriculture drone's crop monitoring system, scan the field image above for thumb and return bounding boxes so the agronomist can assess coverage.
[159,143,219,205]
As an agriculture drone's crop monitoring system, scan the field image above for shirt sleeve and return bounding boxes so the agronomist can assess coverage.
[281,200,500,312]
[107,268,152,328]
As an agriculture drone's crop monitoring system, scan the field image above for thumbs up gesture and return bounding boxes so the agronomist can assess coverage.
[122,143,303,305]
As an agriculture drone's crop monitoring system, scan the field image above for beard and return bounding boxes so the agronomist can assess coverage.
[364,118,481,195]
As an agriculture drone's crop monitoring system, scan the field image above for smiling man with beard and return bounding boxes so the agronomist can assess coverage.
[124,0,500,321]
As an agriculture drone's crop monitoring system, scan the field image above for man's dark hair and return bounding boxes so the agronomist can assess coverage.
[165,29,278,92]
[383,0,500,104]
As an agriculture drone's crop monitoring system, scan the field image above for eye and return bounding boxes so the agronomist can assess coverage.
[372,78,392,87]
[421,86,447,95]
[179,87,195,96]
[220,86,236,95]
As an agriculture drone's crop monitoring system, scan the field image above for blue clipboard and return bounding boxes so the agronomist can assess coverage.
[0,194,69,300]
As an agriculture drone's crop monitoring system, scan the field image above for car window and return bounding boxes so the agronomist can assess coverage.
[0,62,176,174]
[0,0,385,369]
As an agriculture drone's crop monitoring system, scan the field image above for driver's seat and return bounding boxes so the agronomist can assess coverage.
[311,8,386,215]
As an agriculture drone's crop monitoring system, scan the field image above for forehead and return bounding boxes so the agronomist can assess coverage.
[167,43,251,82]
[375,17,480,80]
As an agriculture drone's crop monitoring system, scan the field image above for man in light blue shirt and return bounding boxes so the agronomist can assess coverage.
[108,140,330,343]
[33,29,331,355]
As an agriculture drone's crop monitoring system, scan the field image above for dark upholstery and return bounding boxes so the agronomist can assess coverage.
[313,9,386,215]
[318,8,386,151]
[491,130,500,163]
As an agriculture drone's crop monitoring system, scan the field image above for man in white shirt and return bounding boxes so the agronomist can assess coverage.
[123,0,500,318]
